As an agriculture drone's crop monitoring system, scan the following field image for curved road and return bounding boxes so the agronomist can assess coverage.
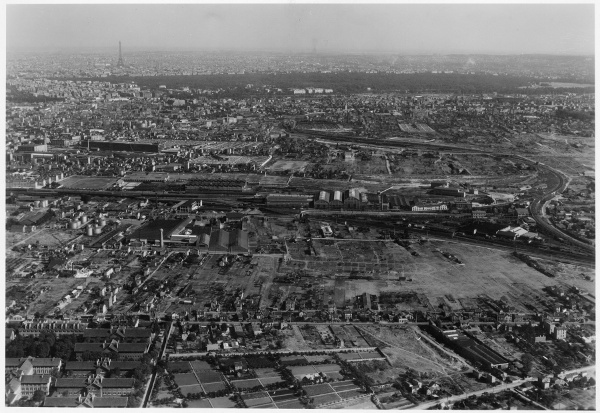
[300,133,595,256]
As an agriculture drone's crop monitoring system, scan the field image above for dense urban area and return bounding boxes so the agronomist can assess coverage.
[5,50,595,410]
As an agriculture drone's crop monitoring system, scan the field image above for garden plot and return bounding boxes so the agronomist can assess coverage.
[231,378,262,391]
[186,399,213,408]
[275,399,306,409]
[312,393,342,406]
[209,396,237,408]
[173,373,199,389]
[304,383,336,397]
[179,384,203,397]
[242,392,273,408]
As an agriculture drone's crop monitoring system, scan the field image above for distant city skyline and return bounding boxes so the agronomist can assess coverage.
[6,3,595,55]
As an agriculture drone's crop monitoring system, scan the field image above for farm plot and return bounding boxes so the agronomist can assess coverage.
[258,376,284,386]
[279,355,309,366]
[275,399,306,409]
[242,392,273,408]
[190,360,212,372]
[312,393,342,406]
[304,383,335,397]
[179,384,203,397]
[202,382,228,393]
[338,353,361,361]
[209,396,237,408]
[231,378,262,391]
[169,361,193,373]
[254,368,280,378]
[185,399,213,408]
[314,364,341,373]
[269,389,297,403]
[331,383,361,393]
[173,373,198,388]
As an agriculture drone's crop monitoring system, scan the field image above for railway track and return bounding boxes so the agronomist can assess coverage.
[295,131,595,255]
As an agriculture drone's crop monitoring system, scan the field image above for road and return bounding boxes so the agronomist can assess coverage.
[408,364,596,410]
[299,132,594,255]
[324,213,594,265]
[142,321,173,408]
[408,379,533,410]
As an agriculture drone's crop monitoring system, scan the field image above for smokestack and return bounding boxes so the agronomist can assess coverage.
[160,228,164,248]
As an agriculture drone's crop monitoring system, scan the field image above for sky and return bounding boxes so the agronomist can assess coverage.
[5,3,595,55]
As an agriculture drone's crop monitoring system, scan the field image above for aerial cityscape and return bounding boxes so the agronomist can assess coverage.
[4,3,596,410]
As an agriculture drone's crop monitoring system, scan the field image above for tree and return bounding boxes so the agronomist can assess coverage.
[36,342,51,358]
[32,390,46,403]
[521,353,534,375]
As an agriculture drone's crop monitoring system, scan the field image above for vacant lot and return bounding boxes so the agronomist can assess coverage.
[402,240,569,313]
[268,160,310,172]
[59,175,117,190]
[355,325,466,383]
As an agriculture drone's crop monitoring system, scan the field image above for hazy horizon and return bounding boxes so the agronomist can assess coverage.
[7,4,595,55]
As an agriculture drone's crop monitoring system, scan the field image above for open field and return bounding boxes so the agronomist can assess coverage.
[6,227,79,249]
[7,277,89,316]
[268,159,310,172]
[555,388,596,410]
[387,152,530,177]
[324,157,388,175]
[356,325,466,381]
[59,175,118,190]
[191,155,269,166]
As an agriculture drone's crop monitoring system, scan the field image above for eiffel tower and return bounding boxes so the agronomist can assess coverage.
[117,41,125,67]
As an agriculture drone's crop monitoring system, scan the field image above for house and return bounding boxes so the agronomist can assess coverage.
[219,358,248,374]
[55,376,135,397]
[64,361,96,377]
[472,210,486,219]
[74,341,150,361]
[6,357,62,375]
[20,375,53,398]
[514,208,530,219]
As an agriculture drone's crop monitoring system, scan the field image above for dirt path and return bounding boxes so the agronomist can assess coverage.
[357,326,450,376]
[411,327,469,367]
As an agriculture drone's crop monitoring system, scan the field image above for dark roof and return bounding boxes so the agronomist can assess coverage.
[74,343,105,352]
[102,378,135,388]
[209,229,249,253]
[130,219,185,241]
[6,358,22,367]
[109,361,140,371]
[114,327,152,338]
[65,361,95,371]
[21,374,52,384]
[44,398,79,407]
[31,358,61,367]
[83,328,111,339]
[116,343,149,353]
[55,378,85,388]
